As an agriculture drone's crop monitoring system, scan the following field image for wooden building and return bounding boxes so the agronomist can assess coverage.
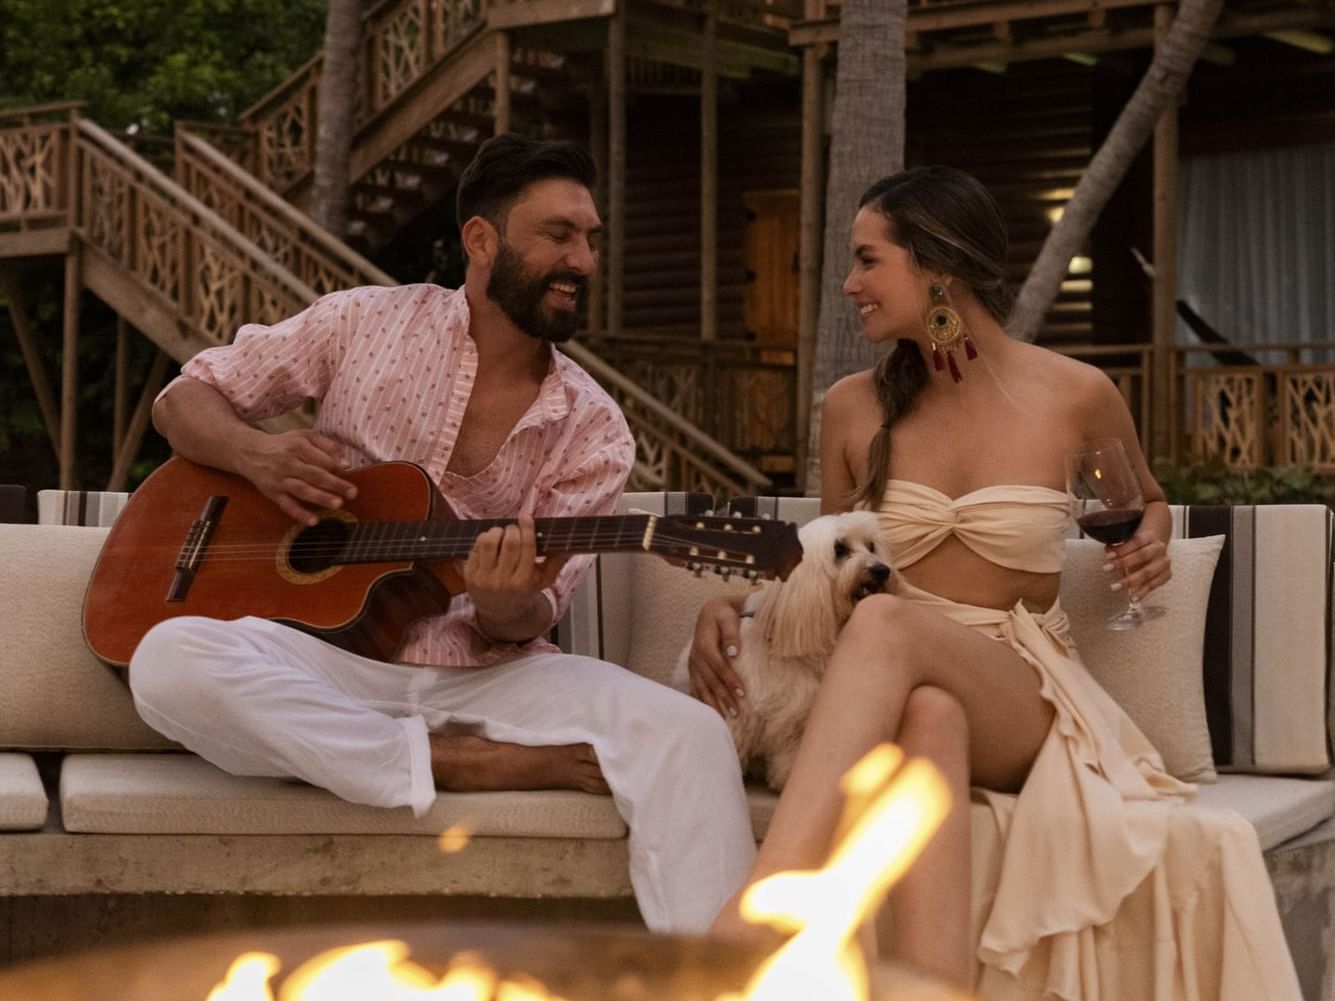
[2,0,1334,493]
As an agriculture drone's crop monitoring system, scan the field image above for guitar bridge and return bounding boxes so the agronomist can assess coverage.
[167,495,228,602]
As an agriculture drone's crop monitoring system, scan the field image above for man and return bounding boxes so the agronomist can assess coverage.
[129,134,755,932]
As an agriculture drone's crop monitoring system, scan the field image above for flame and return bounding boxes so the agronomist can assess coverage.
[204,743,949,1001]
[720,744,951,1001]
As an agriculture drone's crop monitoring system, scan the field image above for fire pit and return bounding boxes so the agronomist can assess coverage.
[1,744,961,1000]
[0,922,968,1000]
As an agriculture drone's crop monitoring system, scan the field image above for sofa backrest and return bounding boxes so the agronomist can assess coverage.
[0,524,177,751]
[718,498,1335,777]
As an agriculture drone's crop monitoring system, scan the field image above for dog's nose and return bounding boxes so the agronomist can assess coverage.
[869,563,891,586]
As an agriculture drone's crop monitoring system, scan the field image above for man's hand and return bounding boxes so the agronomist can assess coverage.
[687,596,747,719]
[236,429,357,526]
[464,516,569,642]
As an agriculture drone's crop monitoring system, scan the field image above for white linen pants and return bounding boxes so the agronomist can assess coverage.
[128,615,756,933]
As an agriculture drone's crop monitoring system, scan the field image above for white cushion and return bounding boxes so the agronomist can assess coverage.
[0,753,48,830]
[1060,535,1226,783]
[623,557,756,687]
[1190,774,1335,851]
[0,525,177,751]
[60,754,627,838]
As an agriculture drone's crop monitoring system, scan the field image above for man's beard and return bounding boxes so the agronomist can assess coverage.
[486,240,588,343]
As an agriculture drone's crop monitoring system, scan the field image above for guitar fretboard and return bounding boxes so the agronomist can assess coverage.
[325,515,657,565]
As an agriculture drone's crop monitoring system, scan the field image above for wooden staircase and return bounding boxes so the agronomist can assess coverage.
[0,97,771,497]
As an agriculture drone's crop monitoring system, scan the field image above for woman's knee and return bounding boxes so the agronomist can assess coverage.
[837,594,928,673]
[899,685,969,764]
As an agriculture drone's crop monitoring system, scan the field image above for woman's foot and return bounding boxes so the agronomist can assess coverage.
[429,735,610,794]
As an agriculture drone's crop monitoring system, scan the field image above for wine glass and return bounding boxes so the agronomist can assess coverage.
[1065,438,1167,631]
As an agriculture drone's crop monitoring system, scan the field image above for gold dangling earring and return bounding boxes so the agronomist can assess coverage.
[925,282,977,384]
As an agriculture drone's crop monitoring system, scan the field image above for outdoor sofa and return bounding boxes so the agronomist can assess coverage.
[1,488,1332,998]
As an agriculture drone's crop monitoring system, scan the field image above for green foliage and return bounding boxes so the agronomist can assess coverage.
[0,0,329,503]
[1153,455,1335,506]
[0,0,327,133]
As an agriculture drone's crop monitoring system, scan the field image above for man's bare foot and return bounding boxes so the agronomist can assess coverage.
[429,735,610,794]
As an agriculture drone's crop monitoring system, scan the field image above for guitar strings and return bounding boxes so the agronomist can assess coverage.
[141,525,777,565]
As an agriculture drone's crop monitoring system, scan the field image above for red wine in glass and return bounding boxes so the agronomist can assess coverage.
[1066,439,1167,630]
[1076,508,1144,546]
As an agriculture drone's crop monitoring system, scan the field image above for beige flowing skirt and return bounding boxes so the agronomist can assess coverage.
[896,578,1302,1001]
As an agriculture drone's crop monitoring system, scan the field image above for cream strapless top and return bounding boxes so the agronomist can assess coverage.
[874,479,1071,574]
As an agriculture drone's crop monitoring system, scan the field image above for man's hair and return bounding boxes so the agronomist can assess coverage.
[456,133,597,234]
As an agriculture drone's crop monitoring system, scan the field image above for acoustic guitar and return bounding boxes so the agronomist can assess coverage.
[83,457,803,667]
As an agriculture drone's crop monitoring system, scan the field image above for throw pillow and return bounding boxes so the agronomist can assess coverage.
[1058,534,1226,784]
[624,556,757,688]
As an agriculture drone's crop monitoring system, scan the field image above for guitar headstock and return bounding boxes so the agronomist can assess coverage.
[651,515,803,581]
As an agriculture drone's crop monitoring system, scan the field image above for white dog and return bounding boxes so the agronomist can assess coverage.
[672,510,892,791]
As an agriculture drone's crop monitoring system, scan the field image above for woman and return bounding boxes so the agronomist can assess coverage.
[689,167,1300,999]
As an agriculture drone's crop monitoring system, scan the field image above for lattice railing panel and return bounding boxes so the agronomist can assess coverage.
[85,155,130,260]
[239,0,487,193]
[0,124,63,223]
[1189,370,1263,469]
[258,89,314,192]
[134,186,184,307]
[1283,371,1335,472]
[73,121,315,354]
[177,137,375,297]
[374,0,430,108]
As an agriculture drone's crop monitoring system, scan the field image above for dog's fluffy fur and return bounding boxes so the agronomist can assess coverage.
[672,510,892,791]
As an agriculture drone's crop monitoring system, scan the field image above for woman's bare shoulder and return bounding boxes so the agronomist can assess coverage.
[825,369,879,413]
[1010,341,1115,402]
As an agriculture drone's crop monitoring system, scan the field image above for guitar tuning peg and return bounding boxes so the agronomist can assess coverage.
[693,566,705,578]
[719,569,733,581]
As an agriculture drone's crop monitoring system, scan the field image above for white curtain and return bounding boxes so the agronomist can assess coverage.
[1178,142,1335,365]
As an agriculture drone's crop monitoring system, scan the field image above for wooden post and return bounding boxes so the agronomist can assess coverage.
[108,350,171,492]
[607,2,626,339]
[700,0,719,342]
[1151,4,1179,463]
[494,31,512,136]
[589,56,608,338]
[796,16,825,493]
[114,315,129,459]
[60,245,81,489]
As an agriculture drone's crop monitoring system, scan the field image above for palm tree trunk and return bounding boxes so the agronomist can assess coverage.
[1007,0,1226,341]
[310,0,363,237]
[806,0,907,489]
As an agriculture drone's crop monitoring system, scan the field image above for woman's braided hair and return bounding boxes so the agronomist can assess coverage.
[850,167,1015,508]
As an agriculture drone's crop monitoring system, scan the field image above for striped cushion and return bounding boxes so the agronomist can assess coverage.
[36,489,130,527]
[1178,505,1334,774]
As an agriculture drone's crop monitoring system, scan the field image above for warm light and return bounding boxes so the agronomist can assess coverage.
[206,744,950,1001]
[207,953,279,1001]
[1046,206,1064,224]
[722,744,951,1001]
[438,824,473,854]
[1068,256,1092,275]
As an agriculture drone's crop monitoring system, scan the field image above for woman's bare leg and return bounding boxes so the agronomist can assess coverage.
[711,594,1054,985]
[879,685,972,987]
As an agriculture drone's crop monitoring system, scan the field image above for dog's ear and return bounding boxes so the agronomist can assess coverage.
[753,561,840,660]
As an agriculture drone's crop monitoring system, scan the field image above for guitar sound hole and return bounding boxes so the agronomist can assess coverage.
[288,519,351,574]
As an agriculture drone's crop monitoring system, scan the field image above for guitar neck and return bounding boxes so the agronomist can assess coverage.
[333,515,658,564]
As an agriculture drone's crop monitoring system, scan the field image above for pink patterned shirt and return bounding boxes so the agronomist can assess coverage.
[164,283,635,668]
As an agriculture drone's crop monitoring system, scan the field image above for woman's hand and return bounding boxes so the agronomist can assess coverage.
[687,596,746,719]
[1106,528,1172,602]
